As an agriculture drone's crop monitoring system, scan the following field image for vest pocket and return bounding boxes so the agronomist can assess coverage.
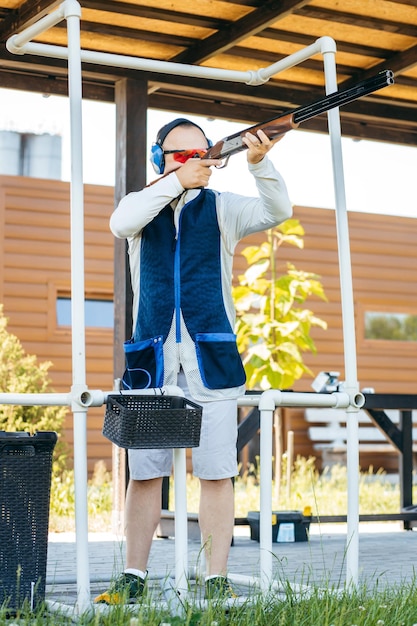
[195,332,246,389]
[121,336,164,389]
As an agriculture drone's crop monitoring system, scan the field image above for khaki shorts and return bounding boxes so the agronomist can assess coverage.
[128,372,238,480]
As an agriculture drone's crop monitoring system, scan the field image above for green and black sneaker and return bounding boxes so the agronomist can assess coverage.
[94,572,146,605]
[205,575,237,601]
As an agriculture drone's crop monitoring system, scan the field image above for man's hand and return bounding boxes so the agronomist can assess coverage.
[174,157,222,189]
[242,129,285,165]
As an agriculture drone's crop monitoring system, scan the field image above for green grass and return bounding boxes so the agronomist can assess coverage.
[183,456,409,520]
[48,456,411,532]
[3,580,417,625]
[49,460,112,533]
[25,456,415,624]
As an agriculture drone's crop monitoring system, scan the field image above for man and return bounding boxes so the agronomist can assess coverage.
[95,117,292,604]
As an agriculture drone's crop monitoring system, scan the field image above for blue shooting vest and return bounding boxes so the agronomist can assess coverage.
[122,189,246,390]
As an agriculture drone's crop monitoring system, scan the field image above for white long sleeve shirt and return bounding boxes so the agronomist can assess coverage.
[110,156,292,400]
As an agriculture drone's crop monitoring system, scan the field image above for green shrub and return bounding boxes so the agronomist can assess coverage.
[233,219,327,390]
[49,461,112,532]
[0,305,68,470]
[179,455,406,519]
[48,455,412,532]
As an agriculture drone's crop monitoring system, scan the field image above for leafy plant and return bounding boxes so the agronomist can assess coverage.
[182,456,406,519]
[0,304,68,468]
[48,454,415,532]
[49,461,113,532]
[232,219,328,390]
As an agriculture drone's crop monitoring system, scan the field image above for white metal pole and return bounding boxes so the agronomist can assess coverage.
[65,0,91,613]
[0,388,363,410]
[173,448,188,592]
[0,392,71,405]
[256,36,334,82]
[7,36,333,88]
[259,402,274,590]
[6,4,65,52]
[322,47,360,589]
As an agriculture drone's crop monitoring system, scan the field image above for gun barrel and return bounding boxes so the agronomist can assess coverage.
[293,70,394,124]
[200,71,394,164]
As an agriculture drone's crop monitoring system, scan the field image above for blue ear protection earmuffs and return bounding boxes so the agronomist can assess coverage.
[150,142,165,176]
[150,118,212,175]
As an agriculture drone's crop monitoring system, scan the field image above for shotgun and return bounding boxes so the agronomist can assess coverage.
[202,69,394,167]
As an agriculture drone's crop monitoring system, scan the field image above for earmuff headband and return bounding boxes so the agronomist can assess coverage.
[150,118,212,175]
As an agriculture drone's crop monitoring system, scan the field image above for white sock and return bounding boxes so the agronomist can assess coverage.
[124,568,147,579]
[205,574,226,581]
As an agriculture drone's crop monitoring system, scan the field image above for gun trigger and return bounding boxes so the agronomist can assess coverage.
[215,156,230,169]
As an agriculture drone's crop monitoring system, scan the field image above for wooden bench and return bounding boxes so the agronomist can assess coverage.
[305,407,417,467]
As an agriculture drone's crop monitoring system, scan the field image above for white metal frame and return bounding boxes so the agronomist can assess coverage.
[4,0,365,616]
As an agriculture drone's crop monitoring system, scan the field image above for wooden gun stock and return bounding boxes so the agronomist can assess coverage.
[203,70,394,165]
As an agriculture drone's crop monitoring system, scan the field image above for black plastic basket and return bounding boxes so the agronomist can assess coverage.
[0,431,57,611]
[103,394,202,449]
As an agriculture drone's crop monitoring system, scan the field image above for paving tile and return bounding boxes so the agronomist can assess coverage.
[45,523,417,607]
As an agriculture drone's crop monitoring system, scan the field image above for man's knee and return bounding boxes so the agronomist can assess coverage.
[127,477,164,504]
[199,477,233,491]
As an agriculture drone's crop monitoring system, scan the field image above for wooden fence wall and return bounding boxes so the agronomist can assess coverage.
[240,205,417,471]
[0,175,115,470]
[1,174,416,473]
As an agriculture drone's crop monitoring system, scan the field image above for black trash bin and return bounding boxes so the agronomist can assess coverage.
[0,431,57,611]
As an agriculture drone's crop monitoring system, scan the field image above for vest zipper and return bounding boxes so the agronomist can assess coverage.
[174,211,183,343]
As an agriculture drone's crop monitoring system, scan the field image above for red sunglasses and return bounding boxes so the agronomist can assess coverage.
[163,149,207,163]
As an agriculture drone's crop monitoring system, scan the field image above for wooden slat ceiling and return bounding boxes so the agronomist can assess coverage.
[0,0,416,145]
